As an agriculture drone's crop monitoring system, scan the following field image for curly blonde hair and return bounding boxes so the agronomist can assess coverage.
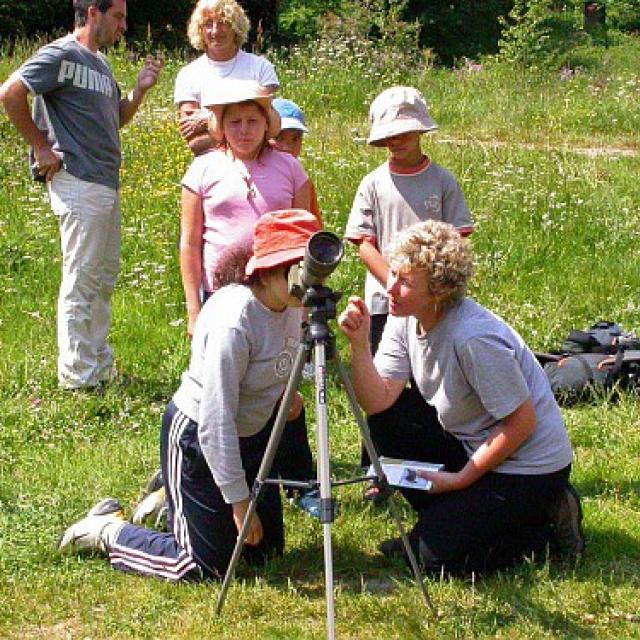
[187,0,250,51]
[389,220,474,309]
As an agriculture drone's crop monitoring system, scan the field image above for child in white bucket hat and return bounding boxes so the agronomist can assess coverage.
[345,86,474,500]
[366,85,437,145]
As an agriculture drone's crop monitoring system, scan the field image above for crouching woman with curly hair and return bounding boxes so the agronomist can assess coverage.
[339,219,584,575]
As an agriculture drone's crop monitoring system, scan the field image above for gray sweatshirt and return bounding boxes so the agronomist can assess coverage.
[173,285,302,503]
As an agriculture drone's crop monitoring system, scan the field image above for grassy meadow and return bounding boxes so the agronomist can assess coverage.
[1,32,640,639]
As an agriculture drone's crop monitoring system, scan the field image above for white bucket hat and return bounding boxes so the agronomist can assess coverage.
[367,86,437,147]
[203,79,281,143]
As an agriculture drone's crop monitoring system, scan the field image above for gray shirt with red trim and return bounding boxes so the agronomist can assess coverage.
[346,160,473,314]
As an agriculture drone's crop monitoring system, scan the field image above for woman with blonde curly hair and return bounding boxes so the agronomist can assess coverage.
[175,0,279,155]
[339,219,584,575]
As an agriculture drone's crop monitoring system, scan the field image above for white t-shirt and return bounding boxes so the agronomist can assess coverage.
[346,160,473,314]
[173,50,279,106]
[374,298,572,475]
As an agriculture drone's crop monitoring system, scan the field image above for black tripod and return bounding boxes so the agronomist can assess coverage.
[215,284,432,639]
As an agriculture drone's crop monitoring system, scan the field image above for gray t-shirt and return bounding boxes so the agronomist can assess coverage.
[172,285,302,504]
[345,162,473,314]
[345,160,473,314]
[374,298,572,475]
[18,34,121,189]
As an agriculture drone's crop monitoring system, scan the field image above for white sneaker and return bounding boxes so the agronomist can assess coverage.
[57,498,125,554]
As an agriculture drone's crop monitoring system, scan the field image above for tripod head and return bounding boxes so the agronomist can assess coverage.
[302,285,342,346]
[286,229,344,346]
[288,231,343,299]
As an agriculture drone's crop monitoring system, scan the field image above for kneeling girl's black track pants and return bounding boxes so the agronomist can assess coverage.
[108,400,284,580]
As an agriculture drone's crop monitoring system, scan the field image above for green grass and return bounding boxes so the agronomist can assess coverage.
[1,34,640,639]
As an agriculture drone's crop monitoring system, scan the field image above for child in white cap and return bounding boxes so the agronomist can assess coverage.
[345,86,474,499]
[271,98,322,224]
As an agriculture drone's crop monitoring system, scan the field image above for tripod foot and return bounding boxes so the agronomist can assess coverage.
[379,536,411,562]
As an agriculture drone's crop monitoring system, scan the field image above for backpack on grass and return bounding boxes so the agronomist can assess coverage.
[536,321,640,403]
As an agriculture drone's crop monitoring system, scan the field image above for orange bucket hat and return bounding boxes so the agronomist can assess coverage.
[245,209,321,275]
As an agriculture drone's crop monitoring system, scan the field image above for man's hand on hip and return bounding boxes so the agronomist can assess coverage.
[34,144,62,182]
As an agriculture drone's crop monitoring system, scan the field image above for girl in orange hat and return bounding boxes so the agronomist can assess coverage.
[58,211,322,581]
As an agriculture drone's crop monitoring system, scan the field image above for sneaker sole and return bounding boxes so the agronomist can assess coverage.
[57,498,124,552]
[564,485,586,555]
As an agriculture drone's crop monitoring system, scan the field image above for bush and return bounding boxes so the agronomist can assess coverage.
[0,0,72,42]
[0,0,194,50]
[498,0,640,69]
[275,0,344,44]
[604,0,640,33]
[405,0,515,64]
[126,0,193,51]
[270,0,424,122]
[0,0,289,53]
[277,0,514,64]
[497,0,589,68]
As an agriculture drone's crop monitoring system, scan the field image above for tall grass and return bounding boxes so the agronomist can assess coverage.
[0,33,639,639]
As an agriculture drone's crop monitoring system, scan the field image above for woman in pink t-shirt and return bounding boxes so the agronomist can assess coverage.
[178,80,318,520]
[180,80,311,336]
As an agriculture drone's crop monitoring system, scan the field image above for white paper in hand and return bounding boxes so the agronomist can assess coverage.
[367,457,443,492]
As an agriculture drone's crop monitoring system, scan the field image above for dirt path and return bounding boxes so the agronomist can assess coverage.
[437,137,639,158]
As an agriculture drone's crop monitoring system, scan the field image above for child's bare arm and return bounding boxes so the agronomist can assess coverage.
[355,237,389,288]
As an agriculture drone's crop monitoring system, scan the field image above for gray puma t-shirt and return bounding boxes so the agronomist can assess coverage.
[375,298,573,475]
[18,34,121,189]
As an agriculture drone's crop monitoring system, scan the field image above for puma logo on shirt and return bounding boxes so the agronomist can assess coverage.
[57,60,114,97]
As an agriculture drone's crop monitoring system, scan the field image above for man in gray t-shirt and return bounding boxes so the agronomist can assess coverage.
[0,0,162,389]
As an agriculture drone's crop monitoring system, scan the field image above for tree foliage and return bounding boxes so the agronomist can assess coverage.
[404,0,515,64]
[0,1,280,52]
[1,0,638,65]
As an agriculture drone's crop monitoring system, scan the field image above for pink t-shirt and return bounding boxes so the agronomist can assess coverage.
[182,147,308,292]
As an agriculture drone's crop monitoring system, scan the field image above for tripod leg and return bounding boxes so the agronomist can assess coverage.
[215,342,308,615]
[333,351,434,612]
[313,341,336,640]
